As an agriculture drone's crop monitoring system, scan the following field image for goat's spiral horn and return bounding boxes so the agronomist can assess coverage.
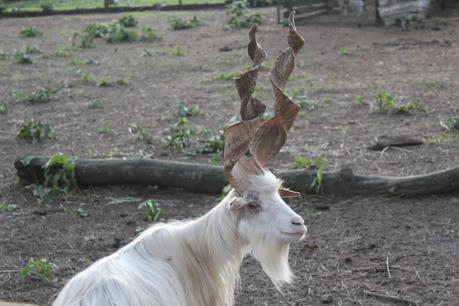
[224,12,304,194]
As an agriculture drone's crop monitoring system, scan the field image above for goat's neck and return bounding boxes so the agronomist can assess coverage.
[178,194,244,306]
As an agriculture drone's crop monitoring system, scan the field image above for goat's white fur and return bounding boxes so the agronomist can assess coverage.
[52,171,301,306]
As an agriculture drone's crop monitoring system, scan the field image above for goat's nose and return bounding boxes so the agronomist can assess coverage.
[291,216,304,226]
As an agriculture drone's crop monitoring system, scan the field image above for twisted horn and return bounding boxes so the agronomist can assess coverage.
[223,12,304,193]
[224,25,267,192]
[250,11,304,167]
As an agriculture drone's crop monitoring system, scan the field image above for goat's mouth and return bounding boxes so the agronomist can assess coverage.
[280,231,306,241]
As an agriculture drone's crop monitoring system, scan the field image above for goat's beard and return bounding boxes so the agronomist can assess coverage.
[250,235,293,290]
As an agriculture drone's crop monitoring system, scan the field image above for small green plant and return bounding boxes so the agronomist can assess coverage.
[292,156,328,194]
[0,103,6,114]
[18,26,43,38]
[166,46,186,57]
[19,258,58,283]
[427,132,452,145]
[21,44,41,54]
[97,76,112,87]
[374,92,426,114]
[55,46,73,57]
[298,96,319,111]
[25,153,77,205]
[18,119,54,143]
[397,101,426,114]
[0,203,17,211]
[116,75,130,85]
[64,207,91,218]
[354,95,365,106]
[167,117,194,149]
[129,123,153,144]
[26,87,59,104]
[446,116,459,130]
[177,103,200,117]
[139,27,161,42]
[80,71,95,83]
[98,122,112,134]
[199,129,225,153]
[339,47,349,56]
[88,99,103,109]
[40,1,53,12]
[15,51,33,64]
[225,0,262,29]
[72,32,95,49]
[84,22,110,38]
[118,15,138,27]
[138,199,163,224]
[375,92,395,112]
[0,49,12,60]
[105,22,139,43]
[169,16,200,30]
[143,49,160,57]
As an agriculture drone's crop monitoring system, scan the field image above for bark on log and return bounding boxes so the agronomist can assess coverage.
[14,156,459,197]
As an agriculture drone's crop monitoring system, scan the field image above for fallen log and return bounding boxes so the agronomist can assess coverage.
[14,156,459,197]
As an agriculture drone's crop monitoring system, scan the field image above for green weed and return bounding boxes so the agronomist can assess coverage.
[18,26,42,38]
[64,207,91,218]
[354,95,365,105]
[26,87,59,104]
[118,15,138,27]
[166,117,194,149]
[298,96,319,111]
[138,199,163,224]
[374,92,426,114]
[21,44,41,54]
[225,1,262,29]
[129,123,153,144]
[166,46,186,57]
[199,129,225,153]
[19,258,58,284]
[88,99,103,109]
[55,46,73,57]
[139,27,161,42]
[97,76,112,87]
[18,119,54,143]
[427,132,452,145]
[40,1,53,12]
[0,103,6,114]
[169,16,200,30]
[446,116,459,130]
[339,47,349,56]
[15,51,33,64]
[292,156,328,194]
[98,122,112,134]
[177,103,200,117]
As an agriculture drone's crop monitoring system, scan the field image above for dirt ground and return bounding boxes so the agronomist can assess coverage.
[0,7,458,306]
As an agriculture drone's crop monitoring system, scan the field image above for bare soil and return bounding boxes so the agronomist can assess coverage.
[0,7,458,306]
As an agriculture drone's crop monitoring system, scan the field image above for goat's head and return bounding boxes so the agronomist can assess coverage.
[223,12,306,263]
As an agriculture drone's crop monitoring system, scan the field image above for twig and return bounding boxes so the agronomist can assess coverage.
[386,257,391,279]
[440,121,450,131]
[363,290,418,305]
[0,269,19,273]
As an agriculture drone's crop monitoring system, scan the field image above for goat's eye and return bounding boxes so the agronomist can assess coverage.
[247,202,259,210]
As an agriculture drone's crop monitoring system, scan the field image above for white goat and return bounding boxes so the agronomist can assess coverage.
[52,12,306,306]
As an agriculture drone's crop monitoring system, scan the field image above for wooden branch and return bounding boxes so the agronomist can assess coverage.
[14,156,459,197]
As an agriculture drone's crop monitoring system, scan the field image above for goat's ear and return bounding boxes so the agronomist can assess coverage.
[279,187,300,198]
[228,196,248,211]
